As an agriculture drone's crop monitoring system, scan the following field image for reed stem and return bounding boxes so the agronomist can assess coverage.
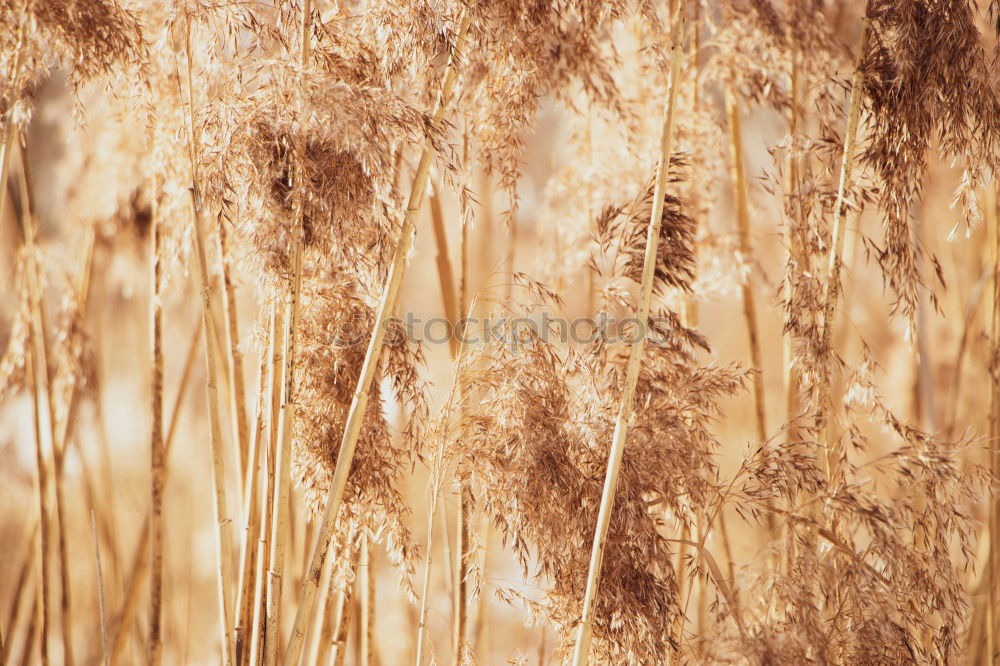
[571,9,685,663]
[816,18,871,484]
[725,85,767,443]
[91,512,110,666]
[181,8,237,659]
[148,185,165,666]
[282,14,471,664]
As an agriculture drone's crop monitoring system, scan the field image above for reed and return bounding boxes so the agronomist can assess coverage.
[571,7,685,662]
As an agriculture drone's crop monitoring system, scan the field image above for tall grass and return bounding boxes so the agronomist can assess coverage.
[2,0,1000,664]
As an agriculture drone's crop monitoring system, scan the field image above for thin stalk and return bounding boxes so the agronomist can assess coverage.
[17,597,37,666]
[306,544,336,666]
[92,512,110,666]
[27,341,50,666]
[149,186,165,666]
[319,586,347,666]
[430,177,469,663]
[109,321,200,665]
[267,5,314,661]
[250,306,282,666]
[415,439,447,666]
[429,180,459,357]
[217,211,251,483]
[3,521,37,664]
[783,0,803,436]
[453,486,471,662]
[0,10,24,226]
[328,575,355,666]
[235,317,270,664]
[988,181,999,666]
[570,9,685,664]
[282,14,471,665]
[473,510,490,665]
[264,317,292,666]
[359,537,373,666]
[816,18,871,483]
[11,132,54,666]
[725,85,767,443]
[181,9,237,664]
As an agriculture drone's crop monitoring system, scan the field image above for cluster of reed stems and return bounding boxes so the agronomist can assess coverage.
[3,0,1000,664]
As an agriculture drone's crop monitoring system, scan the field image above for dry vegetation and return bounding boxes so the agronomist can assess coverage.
[3,0,1000,664]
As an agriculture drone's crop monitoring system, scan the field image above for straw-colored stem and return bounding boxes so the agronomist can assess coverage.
[181,10,237,664]
[3,521,37,664]
[235,321,269,665]
[11,130,52,666]
[282,15,470,665]
[473,510,490,665]
[987,181,1000,666]
[148,188,165,666]
[429,181,459,357]
[91,512,110,666]
[18,595,38,666]
[817,18,871,484]
[453,485,471,662]
[16,130,74,666]
[415,449,445,666]
[306,544,336,665]
[570,9,685,664]
[250,305,282,666]
[725,85,767,443]
[109,322,199,664]
[783,0,802,436]
[328,576,355,666]
[217,212,251,483]
[264,362,292,666]
[318,585,346,666]
[359,537,374,666]
[27,343,50,666]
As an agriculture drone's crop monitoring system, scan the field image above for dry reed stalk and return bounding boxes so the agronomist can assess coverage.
[17,143,74,666]
[282,14,471,665]
[816,18,871,483]
[570,8,685,664]
[250,305,282,666]
[17,596,37,666]
[988,180,1000,666]
[453,486,470,663]
[329,577,355,666]
[318,585,347,666]
[26,340,49,666]
[148,184,165,666]
[472,510,489,665]
[266,6,314,661]
[783,0,802,439]
[216,212,250,481]
[430,179,471,661]
[725,85,767,443]
[264,351,292,666]
[180,9,237,663]
[429,180,459,357]
[415,443,445,666]
[305,543,335,665]
[9,133,53,666]
[945,266,990,439]
[2,521,36,666]
[234,316,270,665]
[109,321,200,665]
[0,12,23,225]
[91,511,109,666]
[359,537,373,666]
